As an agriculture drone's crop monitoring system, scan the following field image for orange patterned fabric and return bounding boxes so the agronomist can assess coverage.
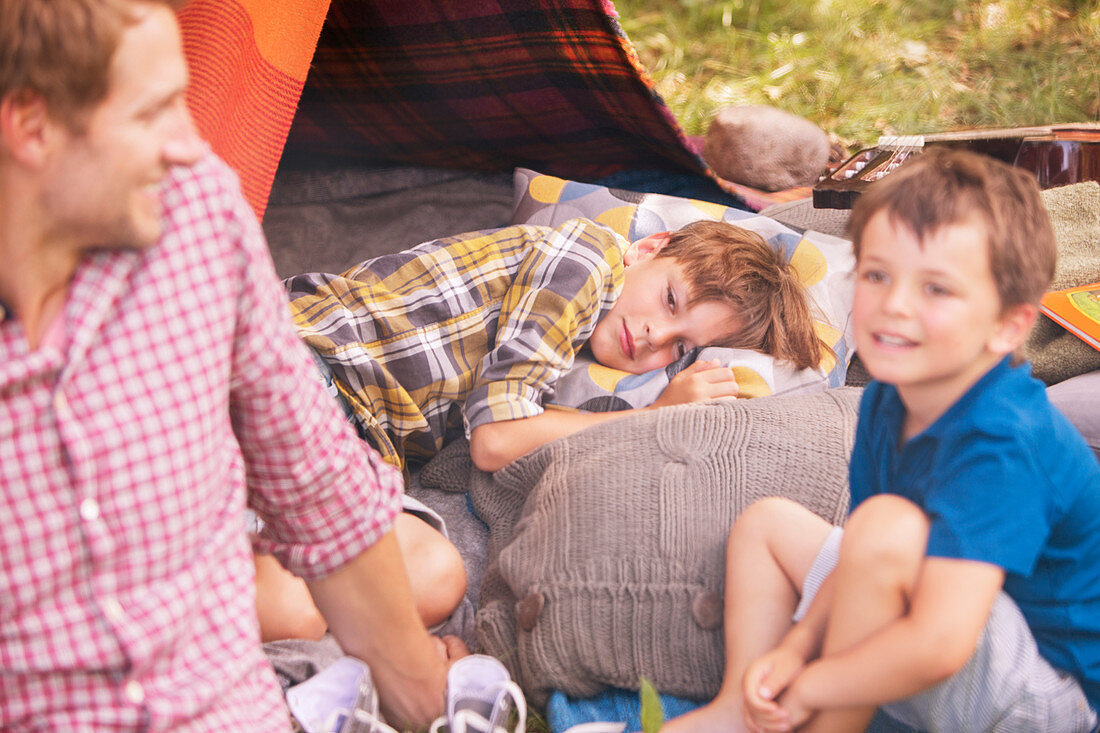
[178,0,331,219]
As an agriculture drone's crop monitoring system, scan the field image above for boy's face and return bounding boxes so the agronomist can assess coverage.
[587,234,738,374]
[853,210,1032,412]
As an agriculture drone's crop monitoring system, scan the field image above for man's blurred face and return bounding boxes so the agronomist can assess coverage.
[40,2,203,250]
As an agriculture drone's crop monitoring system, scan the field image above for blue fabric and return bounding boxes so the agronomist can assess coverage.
[849,357,1100,711]
[545,689,918,733]
[545,688,701,733]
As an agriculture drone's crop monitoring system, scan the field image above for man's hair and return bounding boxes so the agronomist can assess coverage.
[657,219,828,371]
[847,148,1056,311]
[0,0,185,129]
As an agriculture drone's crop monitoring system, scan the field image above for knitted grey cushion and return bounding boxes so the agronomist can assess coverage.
[470,388,861,705]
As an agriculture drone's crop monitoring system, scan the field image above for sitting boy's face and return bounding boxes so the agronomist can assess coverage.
[587,238,737,374]
[853,210,1025,408]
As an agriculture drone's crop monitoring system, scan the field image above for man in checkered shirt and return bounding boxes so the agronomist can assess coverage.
[0,0,463,730]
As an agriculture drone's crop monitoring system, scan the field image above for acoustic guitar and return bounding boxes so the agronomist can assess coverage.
[812,123,1100,209]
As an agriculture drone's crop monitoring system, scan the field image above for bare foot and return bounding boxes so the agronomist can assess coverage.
[662,698,748,733]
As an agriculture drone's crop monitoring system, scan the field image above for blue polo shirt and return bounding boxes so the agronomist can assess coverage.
[850,357,1100,711]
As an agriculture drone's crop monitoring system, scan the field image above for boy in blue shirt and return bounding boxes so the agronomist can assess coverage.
[665,149,1100,733]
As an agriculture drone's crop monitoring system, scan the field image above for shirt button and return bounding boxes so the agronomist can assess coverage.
[53,391,68,414]
[124,680,145,705]
[79,498,100,522]
[103,598,125,623]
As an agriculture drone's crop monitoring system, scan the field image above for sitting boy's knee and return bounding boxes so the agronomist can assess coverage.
[274,603,328,642]
[416,542,467,626]
[253,554,329,642]
[734,496,816,539]
[843,495,929,570]
[395,514,468,625]
[423,536,467,595]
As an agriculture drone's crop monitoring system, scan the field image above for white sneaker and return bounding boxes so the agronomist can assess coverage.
[430,655,527,733]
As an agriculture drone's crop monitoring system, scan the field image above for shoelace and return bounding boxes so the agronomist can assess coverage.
[428,678,527,733]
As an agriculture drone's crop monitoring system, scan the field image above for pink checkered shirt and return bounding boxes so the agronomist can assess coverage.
[0,152,403,731]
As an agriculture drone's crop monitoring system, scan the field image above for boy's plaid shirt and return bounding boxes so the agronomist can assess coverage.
[0,153,402,730]
[284,220,627,470]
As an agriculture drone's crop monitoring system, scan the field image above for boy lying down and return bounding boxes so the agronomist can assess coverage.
[255,218,829,641]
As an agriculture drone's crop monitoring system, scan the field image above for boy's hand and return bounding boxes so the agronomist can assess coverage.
[652,359,739,408]
[774,682,814,732]
[742,646,806,732]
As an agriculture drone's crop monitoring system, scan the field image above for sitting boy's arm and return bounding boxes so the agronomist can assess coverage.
[744,570,836,725]
[781,557,1004,722]
[468,360,739,471]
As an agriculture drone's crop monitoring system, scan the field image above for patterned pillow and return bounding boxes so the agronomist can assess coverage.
[512,168,857,390]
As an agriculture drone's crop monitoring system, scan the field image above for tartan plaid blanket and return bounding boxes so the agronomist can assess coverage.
[180,0,807,219]
[284,0,705,181]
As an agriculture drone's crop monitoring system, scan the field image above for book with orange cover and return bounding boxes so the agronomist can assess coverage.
[1040,281,1100,352]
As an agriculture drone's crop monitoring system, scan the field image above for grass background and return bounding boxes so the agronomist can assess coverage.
[614,0,1100,154]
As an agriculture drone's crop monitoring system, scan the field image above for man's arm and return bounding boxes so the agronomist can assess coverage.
[306,531,458,730]
[785,557,1003,716]
[469,359,739,471]
[212,153,459,726]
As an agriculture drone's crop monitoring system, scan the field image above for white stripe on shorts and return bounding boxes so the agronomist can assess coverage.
[793,526,842,622]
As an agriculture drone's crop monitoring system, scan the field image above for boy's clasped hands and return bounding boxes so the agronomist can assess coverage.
[742,643,813,732]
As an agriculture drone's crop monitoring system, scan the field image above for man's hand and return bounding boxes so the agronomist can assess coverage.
[373,635,469,729]
[307,532,457,730]
[742,645,806,733]
[652,359,739,408]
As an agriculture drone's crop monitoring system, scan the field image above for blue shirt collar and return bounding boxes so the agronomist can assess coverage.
[876,355,1023,446]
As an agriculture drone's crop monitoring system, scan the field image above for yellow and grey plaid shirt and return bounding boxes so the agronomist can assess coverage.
[285,220,627,470]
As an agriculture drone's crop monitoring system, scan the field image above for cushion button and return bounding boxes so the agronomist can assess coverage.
[691,589,723,630]
[516,592,545,631]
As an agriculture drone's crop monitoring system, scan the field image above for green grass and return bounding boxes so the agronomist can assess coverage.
[614,0,1100,152]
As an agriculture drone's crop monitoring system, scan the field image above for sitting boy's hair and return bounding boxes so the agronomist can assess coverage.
[847,148,1056,310]
[657,220,827,371]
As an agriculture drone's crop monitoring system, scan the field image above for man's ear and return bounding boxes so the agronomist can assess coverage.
[0,91,56,167]
[623,232,671,266]
[989,302,1038,355]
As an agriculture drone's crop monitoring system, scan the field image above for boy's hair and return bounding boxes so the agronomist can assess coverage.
[0,0,186,131]
[658,219,828,371]
[847,148,1056,311]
